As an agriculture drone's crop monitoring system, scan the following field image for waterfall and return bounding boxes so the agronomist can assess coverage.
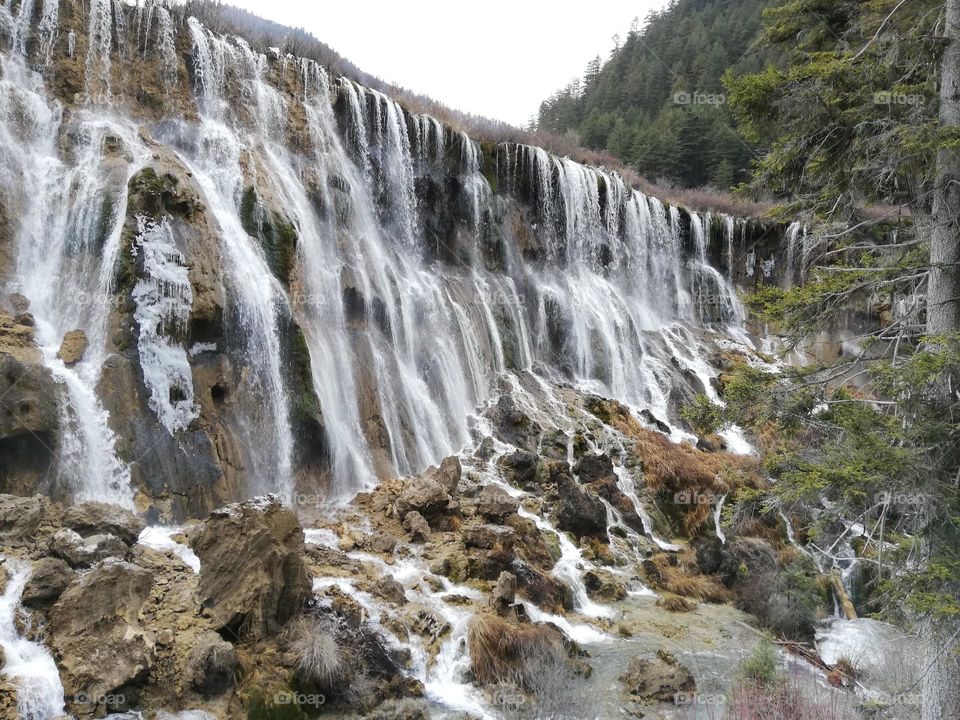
[0,5,750,507]
[0,19,140,506]
[785,221,802,287]
[723,213,736,280]
[180,19,295,500]
[0,559,66,719]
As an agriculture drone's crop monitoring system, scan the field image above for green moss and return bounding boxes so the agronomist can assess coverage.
[129,166,165,199]
[243,688,311,720]
[287,323,323,428]
[544,531,563,564]
[240,187,299,286]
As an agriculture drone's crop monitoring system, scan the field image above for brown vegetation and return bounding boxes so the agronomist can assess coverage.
[467,614,568,686]
[587,396,764,535]
[656,594,697,612]
[644,549,731,603]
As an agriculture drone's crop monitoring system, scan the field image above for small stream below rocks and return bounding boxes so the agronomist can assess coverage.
[0,558,66,720]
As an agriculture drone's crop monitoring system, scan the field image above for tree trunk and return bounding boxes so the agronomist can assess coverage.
[922,4,960,719]
[928,0,960,335]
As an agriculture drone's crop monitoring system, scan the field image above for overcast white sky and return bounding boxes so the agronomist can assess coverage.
[227,1,670,126]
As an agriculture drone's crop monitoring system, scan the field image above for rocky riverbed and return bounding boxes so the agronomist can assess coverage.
[0,363,920,720]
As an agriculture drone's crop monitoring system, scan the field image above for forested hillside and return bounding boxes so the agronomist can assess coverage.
[537,0,775,189]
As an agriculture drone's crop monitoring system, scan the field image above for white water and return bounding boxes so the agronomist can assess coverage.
[1,5,750,513]
[713,494,727,544]
[0,559,66,719]
[0,21,139,507]
[137,526,201,572]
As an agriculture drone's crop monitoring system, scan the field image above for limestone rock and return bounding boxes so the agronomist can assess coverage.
[719,536,778,585]
[49,561,155,704]
[491,570,517,611]
[0,494,57,548]
[365,698,430,720]
[584,569,627,601]
[463,524,515,550]
[21,557,74,609]
[476,485,519,522]
[555,467,607,539]
[0,359,60,496]
[422,456,461,495]
[497,450,539,487]
[488,393,541,451]
[49,528,128,567]
[620,650,695,702]
[62,501,145,545]
[56,329,88,365]
[184,631,237,697]
[399,476,451,521]
[573,453,616,484]
[0,311,40,363]
[188,496,311,642]
[6,294,29,314]
[403,510,431,542]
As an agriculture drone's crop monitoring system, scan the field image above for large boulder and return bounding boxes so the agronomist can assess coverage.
[476,485,519,522]
[0,494,58,548]
[488,393,541,451]
[184,631,237,697]
[0,311,40,363]
[620,650,695,702]
[188,496,311,642]
[497,450,539,487]
[573,453,616,485]
[56,329,88,365]
[49,528,129,568]
[49,561,155,707]
[422,456,462,495]
[62,501,145,545]
[555,467,607,539]
[399,476,452,520]
[719,536,778,585]
[0,358,61,496]
[21,557,74,609]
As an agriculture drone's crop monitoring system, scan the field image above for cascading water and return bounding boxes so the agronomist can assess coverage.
[1,3,749,510]
[0,7,139,507]
[0,558,66,719]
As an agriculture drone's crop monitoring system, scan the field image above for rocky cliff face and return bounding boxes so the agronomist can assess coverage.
[0,0,790,520]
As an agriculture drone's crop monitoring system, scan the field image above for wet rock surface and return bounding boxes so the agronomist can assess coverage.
[188,496,311,642]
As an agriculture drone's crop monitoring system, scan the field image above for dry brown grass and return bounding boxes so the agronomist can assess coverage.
[656,594,697,612]
[592,400,764,535]
[468,614,567,686]
[646,549,732,603]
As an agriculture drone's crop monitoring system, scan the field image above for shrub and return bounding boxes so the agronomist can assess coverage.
[727,678,861,720]
[290,619,344,689]
[468,614,571,687]
[740,635,779,686]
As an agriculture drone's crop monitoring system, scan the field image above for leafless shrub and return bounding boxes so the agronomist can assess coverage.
[289,618,344,689]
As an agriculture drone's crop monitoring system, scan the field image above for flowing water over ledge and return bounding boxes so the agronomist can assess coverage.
[0,0,762,515]
[0,4,897,720]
